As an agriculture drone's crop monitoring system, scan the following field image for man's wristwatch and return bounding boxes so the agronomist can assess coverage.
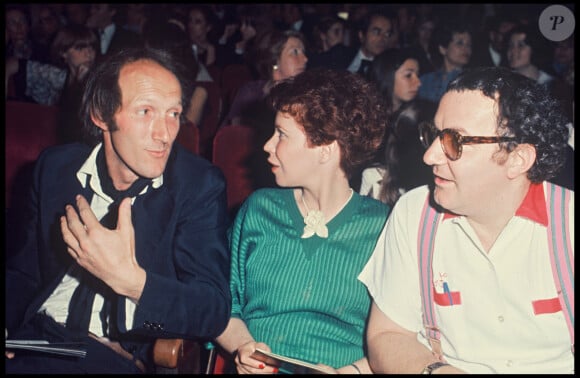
[421,361,449,374]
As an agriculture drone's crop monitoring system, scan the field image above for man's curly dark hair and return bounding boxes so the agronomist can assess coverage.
[447,67,570,182]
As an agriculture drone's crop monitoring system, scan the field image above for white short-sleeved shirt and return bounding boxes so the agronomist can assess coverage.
[359,183,574,374]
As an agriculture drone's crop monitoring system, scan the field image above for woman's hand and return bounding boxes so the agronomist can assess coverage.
[235,341,279,375]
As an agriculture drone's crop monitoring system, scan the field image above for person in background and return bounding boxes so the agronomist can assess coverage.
[344,9,397,76]
[5,5,43,61]
[214,5,271,68]
[5,46,231,373]
[359,48,435,206]
[506,23,554,86]
[85,3,143,58]
[506,23,574,191]
[63,3,89,27]
[418,20,472,106]
[220,29,309,190]
[5,23,98,111]
[215,68,390,374]
[142,16,208,128]
[121,3,151,35]
[394,5,418,49]
[550,35,574,83]
[30,5,63,64]
[186,4,217,69]
[221,28,308,128]
[307,15,347,70]
[469,13,516,69]
[360,67,574,374]
[407,13,437,75]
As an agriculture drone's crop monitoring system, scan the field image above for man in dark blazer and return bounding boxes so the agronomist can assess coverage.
[5,47,231,373]
[309,9,396,76]
[85,3,143,57]
[469,14,516,69]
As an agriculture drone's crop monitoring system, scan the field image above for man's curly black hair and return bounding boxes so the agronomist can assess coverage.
[447,67,570,183]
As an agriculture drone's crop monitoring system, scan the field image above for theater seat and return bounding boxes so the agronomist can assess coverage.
[5,101,61,208]
[219,64,253,117]
[176,120,200,156]
[212,125,256,217]
[196,81,223,159]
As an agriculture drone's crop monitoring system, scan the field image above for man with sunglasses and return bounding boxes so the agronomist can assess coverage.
[358,67,573,374]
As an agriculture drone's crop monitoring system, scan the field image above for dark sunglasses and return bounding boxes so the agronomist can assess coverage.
[418,121,517,161]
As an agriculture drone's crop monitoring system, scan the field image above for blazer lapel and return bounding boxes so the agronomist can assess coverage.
[131,186,175,266]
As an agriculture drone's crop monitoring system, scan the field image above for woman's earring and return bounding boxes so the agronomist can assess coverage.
[273,65,279,70]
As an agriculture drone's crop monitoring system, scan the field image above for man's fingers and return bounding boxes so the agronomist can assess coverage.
[75,194,100,230]
[116,197,133,231]
[64,204,85,237]
[60,215,81,259]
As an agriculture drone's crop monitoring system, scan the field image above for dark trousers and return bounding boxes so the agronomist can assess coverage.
[5,313,144,374]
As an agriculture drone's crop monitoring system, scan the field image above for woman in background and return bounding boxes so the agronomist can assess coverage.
[6,23,98,143]
[360,48,435,206]
[220,28,309,190]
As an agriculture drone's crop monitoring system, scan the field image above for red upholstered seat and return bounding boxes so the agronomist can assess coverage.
[6,101,61,207]
[176,120,200,156]
[219,64,253,117]
[196,81,223,159]
[211,125,255,215]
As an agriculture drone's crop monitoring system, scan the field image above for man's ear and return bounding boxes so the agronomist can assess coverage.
[507,143,536,179]
[90,110,109,132]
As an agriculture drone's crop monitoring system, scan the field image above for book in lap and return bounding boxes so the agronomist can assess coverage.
[5,340,87,357]
[251,348,335,374]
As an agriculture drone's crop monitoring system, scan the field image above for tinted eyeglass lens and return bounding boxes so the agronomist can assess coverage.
[441,130,461,160]
[419,122,434,148]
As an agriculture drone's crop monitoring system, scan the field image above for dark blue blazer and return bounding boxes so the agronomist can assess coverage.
[5,142,231,364]
[307,44,358,71]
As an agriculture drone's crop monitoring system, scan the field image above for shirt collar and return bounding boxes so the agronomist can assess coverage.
[77,143,163,200]
[442,182,548,226]
[357,48,373,61]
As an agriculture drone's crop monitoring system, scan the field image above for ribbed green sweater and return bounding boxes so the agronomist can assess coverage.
[228,188,390,368]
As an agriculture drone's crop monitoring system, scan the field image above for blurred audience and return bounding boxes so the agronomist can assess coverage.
[6,24,98,144]
[142,16,207,128]
[359,48,435,205]
[221,29,308,190]
[6,5,43,61]
[186,4,217,68]
[418,20,472,106]
[85,3,143,57]
[6,24,97,107]
[339,9,398,75]
[221,29,308,129]
[307,15,347,70]
[30,5,63,63]
[63,4,89,27]
[407,13,437,75]
[470,13,516,69]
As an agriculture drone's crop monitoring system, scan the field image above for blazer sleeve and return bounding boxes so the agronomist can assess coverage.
[123,149,232,341]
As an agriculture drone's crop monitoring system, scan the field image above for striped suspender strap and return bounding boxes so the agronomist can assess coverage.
[418,196,444,360]
[545,183,574,352]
